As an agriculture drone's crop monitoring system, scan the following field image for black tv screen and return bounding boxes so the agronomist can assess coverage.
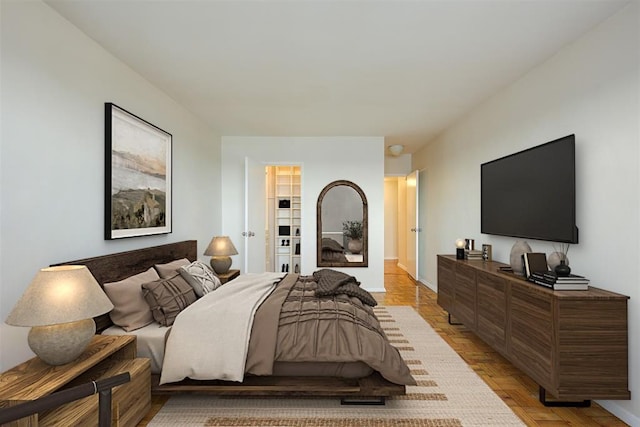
[481,134,578,243]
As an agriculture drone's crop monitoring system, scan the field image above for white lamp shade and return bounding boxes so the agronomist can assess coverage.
[6,265,114,327]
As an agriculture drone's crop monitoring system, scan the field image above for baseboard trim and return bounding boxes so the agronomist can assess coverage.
[596,400,639,427]
[417,279,436,293]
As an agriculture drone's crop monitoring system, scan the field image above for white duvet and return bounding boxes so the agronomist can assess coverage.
[159,272,285,384]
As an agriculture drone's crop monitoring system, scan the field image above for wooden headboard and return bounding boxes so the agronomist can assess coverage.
[53,240,197,332]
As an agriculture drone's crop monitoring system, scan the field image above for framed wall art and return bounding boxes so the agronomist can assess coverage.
[105,103,172,239]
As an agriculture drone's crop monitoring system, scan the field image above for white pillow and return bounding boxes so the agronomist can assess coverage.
[179,261,222,297]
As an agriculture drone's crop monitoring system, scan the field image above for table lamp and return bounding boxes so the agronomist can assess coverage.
[455,238,466,259]
[204,235,238,274]
[5,265,114,365]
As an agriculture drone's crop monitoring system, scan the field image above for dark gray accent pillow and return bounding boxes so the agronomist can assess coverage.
[141,273,197,326]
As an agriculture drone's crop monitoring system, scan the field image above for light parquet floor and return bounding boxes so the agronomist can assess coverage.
[138,262,628,426]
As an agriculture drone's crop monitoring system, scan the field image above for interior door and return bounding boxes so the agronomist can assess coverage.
[418,169,427,282]
[406,170,419,280]
[244,157,266,273]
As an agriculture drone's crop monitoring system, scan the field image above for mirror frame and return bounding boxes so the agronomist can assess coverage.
[316,180,368,267]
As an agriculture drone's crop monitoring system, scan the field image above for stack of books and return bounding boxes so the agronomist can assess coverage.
[466,250,483,260]
[528,271,590,290]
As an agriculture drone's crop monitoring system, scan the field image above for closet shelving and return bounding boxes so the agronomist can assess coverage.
[269,165,301,273]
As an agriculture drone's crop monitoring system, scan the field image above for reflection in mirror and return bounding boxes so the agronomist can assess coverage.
[317,180,368,267]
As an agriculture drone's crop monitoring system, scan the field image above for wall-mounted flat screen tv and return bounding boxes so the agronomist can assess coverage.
[481,134,578,243]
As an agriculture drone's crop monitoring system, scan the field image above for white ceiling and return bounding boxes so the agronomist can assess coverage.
[46,0,628,155]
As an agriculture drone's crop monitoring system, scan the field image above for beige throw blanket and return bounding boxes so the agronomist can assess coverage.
[160,272,285,384]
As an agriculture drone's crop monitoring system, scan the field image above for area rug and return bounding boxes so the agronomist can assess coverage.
[148,306,525,426]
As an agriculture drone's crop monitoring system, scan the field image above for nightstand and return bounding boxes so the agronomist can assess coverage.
[218,269,240,284]
[0,335,150,427]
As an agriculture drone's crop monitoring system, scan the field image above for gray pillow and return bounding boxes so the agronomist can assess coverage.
[141,274,197,326]
[103,267,159,331]
[179,260,222,297]
[154,258,190,278]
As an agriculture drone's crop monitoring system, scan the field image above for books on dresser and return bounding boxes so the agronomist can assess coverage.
[522,252,548,279]
[529,270,590,290]
[521,252,589,290]
[465,249,483,260]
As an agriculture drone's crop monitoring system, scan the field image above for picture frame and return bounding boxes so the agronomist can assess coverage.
[105,103,172,239]
[482,244,492,261]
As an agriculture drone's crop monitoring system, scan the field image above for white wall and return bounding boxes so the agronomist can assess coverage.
[384,153,412,176]
[383,177,398,259]
[396,177,408,270]
[413,4,639,424]
[0,1,222,370]
[221,137,385,292]
[383,153,411,264]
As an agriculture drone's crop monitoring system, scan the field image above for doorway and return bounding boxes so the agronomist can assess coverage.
[265,165,301,273]
[383,170,426,284]
[243,160,302,274]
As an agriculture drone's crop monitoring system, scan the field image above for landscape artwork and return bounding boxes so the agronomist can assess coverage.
[105,103,172,239]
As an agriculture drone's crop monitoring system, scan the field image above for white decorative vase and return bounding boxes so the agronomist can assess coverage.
[509,240,532,276]
[348,239,363,254]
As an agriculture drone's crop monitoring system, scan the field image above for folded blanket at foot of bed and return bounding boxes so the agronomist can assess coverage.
[313,268,377,307]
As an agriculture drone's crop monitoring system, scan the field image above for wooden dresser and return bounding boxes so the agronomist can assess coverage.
[0,335,150,426]
[437,255,630,403]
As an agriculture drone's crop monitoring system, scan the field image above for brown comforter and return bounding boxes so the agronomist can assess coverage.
[246,273,416,385]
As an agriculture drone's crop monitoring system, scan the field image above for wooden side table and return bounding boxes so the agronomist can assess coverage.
[0,335,150,427]
[218,269,240,284]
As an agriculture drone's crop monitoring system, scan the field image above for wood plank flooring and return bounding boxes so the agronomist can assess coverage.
[137,262,629,426]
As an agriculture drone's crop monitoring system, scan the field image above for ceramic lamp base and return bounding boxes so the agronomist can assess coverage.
[28,318,95,365]
[210,256,232,275]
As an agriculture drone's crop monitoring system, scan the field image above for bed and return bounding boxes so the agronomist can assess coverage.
[56,240,413,402]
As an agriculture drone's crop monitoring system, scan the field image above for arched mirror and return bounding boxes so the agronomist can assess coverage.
[317,180,368,267]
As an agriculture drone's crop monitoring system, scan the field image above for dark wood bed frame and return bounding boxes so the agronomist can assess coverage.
[57,240,406,402]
